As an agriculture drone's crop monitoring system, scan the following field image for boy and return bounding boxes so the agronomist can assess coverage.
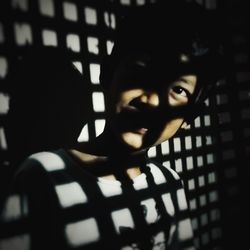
[0,1,225,250]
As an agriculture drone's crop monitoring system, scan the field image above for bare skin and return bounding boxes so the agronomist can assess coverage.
[71,57,197,181]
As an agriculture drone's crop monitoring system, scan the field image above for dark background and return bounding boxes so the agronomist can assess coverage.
[0,0,249,249]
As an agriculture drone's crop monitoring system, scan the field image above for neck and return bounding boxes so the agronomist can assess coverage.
[71,128,148,181]
[75,126,147,160]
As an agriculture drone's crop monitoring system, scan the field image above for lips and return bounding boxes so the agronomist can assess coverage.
[134,127,148,135]
[116,106,152,132]
[123,106,150,134]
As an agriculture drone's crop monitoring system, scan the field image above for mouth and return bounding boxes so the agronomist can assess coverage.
[133,127,149,135]
[117,105,151,133]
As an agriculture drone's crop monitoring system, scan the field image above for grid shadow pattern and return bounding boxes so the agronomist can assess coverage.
[0,0,249,249]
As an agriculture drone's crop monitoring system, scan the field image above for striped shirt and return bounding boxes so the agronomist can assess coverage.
[0,149,195,250]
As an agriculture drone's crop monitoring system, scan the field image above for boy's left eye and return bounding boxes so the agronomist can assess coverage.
[168,85,191,106]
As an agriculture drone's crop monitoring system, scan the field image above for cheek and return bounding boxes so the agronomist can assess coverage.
[121,132,143,149]
[156,118,184,144]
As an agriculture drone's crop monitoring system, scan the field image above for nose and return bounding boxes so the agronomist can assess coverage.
[140,92,160,108]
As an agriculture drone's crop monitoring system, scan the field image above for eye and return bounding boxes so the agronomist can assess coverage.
[168,85,190,106]
[171,86,189,97]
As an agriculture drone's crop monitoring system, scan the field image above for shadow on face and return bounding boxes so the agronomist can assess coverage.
[104,54,198,151]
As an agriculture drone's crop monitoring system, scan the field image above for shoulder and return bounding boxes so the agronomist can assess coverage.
[9,149,74,195]
[13,148,78,179]
[17,150,67,174]
[1,150,75,217]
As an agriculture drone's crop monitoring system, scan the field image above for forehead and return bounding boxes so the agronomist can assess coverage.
[112,53,198,87]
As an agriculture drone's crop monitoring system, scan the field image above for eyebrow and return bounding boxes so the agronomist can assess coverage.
[178,77,196,86]
[175,77,197,96]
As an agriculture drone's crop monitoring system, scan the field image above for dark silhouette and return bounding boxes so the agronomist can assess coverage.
[6,46,91,165]
[0,2,227,250]
[1,46,92,200]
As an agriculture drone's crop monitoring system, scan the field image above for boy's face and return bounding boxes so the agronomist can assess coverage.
[106,55,198,152]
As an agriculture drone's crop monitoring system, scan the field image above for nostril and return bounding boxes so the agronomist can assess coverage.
[129,98,146,111]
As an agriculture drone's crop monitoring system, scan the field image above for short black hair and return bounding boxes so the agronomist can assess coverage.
[100,0,227,108]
